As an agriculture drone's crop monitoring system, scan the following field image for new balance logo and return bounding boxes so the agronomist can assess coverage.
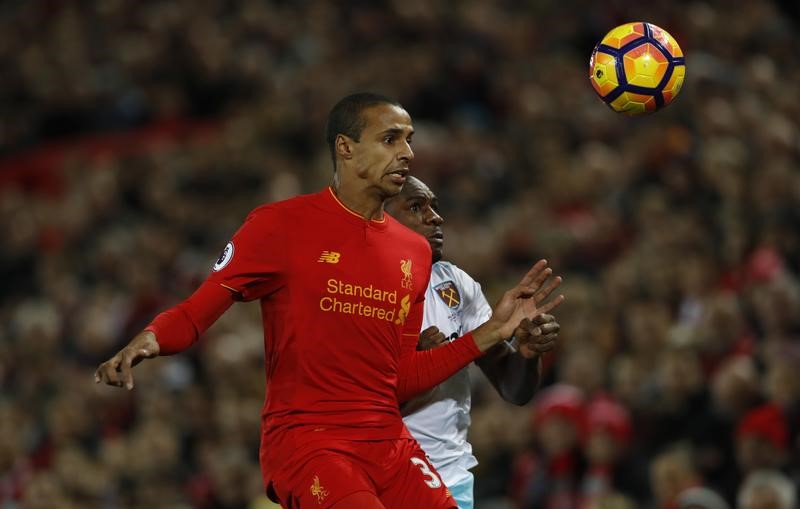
[317,251,341,264]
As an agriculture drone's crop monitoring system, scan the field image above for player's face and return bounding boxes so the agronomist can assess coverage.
[350,104,414,198]
[385,177,444,262]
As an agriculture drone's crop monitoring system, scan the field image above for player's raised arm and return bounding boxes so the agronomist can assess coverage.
[476,269,564,405]
[396,260,563,402]
[477,314,561,405]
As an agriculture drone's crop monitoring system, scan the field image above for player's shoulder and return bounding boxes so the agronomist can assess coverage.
[432,261,477,286]
[431,261,488,313]
[246,190,326,220]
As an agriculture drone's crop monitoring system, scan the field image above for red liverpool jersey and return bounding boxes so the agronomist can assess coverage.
[147,188,483,485]
[202,188,479,479]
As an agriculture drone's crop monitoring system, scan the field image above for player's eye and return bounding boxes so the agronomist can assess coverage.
[384,136,394,144]
[409,203,421,213]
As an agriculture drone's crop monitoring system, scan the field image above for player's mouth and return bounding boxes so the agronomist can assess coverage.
[386,168,408,185]
[428,230,444,248]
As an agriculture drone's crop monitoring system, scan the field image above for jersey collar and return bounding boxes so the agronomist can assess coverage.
[324,187,389,230]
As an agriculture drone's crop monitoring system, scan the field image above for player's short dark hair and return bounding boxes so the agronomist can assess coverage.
[325,92,402,172]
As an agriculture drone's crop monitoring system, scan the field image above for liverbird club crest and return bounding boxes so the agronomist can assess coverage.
[434,281,461,309]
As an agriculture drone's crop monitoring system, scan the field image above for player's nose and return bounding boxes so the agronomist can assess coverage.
[397,141,414,162]
[428,208,443,225]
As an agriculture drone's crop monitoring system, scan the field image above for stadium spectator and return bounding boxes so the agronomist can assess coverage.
[1,0,798,507]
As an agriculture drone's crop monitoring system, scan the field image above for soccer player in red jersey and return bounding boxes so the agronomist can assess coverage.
[95,93,559,509]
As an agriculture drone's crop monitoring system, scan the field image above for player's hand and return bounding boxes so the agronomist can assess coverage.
[418,326,448,350]
[486,259,564,342]
[514,314,560,359]
[94,331,160,390]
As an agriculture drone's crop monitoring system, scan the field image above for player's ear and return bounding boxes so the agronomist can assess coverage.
[335,134,355,161]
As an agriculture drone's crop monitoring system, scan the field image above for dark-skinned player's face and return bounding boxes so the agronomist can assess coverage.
[348,104,414,198]
[385,177,444,262]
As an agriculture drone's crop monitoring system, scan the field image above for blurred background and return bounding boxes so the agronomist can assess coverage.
[1,0,799,508]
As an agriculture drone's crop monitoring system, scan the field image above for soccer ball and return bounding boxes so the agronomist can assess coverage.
[589,22,686,116]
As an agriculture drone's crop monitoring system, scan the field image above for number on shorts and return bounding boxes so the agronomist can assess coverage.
[410,457,442,488]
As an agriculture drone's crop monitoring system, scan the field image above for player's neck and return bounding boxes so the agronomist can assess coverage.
[331,177,385,221]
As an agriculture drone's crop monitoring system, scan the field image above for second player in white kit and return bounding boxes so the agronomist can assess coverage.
[403,261,489,503]
[385,177,564,509]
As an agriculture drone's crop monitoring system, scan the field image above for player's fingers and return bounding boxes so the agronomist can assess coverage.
[531,313,554,326]
[96,359,115,383]
[131,346,158,367]
[533,339,557,353]
[538,332,559,343]
[520,314,549,334]
[523,267,552,296]
[518,326,542,340]
[534,276,563,304]
[536,322,560,337]
[532,327,560,348]
[522,270,557,300]
[503,286,532,303]
[420,326,440,338]
[119,351,135,390]
[418,326,447,350]
[96,358,124,387]
[519,265,552,298]
[517,259,548,288]
[537,293,565,314]
[424,326,447,343]
[533,267,554,290]
[131,350,147,368]
[512,319,533,341]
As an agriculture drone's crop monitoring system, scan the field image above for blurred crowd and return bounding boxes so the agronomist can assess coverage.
[1,0,799,508]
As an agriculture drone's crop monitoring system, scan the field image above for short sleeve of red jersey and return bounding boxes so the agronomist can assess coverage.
[207,205,286,301]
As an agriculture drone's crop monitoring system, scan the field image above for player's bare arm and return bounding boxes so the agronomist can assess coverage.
[476,314,561,405]
[94,331,160,390]
[475,263,564,404]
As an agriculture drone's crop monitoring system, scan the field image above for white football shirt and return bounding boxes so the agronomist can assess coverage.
[402,261,492,487]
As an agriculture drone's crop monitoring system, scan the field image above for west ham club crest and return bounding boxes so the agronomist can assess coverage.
[434,281,461,309]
